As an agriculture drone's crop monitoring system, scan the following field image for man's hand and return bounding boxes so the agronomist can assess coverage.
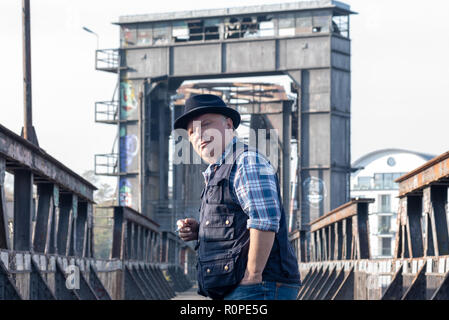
[240,269,263,286]
[239,228,275,285]
[177,218,199,242]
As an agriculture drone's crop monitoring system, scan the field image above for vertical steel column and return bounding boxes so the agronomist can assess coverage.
[336,221,343,260]
[48,185,59,254]
[136,224,142,260]
[56,194,74,255]
[329,225,335,260]
[13,169,33,251]
[125,221,132,259]
[76,202,88,257]
[424,186,449,256]
[143,229,149,262]
[111,206,124,259]
[68,195,77,256]
[344,218,352,260]
[406,195,424,258]
[0,158,10,249]
[86,202,94,258]
[33,184,54,253]
[131,222,137,260]
[145,85,159,221]
[357,201,370,259]
[282,100,292,220]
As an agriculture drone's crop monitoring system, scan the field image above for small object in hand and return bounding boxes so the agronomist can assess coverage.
[175,219,186,233]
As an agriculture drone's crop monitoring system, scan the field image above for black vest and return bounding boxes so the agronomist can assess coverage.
[196,144,301,300]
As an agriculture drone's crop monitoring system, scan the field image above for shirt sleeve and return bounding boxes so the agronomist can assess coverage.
[232,151,281,233]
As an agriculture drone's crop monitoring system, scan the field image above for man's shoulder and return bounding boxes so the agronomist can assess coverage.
[234,149,276,175]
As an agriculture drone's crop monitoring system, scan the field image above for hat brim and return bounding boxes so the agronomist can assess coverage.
[173,106,241,130]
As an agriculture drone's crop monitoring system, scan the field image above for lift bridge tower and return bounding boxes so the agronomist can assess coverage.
[94,1,355,249]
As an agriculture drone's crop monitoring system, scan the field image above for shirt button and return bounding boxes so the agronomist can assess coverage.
[224,265,229,271]
[225,220,230,225]
[207,268,211,273]
[205,221,210,226]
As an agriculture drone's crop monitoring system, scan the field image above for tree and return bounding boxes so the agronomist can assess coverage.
[82,170,116,259]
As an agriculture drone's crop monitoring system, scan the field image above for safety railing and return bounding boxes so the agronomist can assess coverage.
[308,198,374,262]
[0,123,190,299]
[95,101,119,124]
[94,153,119,176]
[95,49,120,73]
[297,150,449,300]
[109,206,193,298]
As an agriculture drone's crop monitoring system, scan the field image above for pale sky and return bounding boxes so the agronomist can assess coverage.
[1,0,448,187]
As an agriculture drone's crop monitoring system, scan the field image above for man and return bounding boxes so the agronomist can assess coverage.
[174,94,301,300]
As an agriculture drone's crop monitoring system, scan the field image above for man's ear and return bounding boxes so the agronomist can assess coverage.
[226,117,234,130]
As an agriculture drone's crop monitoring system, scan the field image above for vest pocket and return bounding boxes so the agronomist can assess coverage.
[203,214,234,241]
[201,256,235,289]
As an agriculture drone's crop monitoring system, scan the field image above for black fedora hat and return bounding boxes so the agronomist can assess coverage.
[173,94,241,130]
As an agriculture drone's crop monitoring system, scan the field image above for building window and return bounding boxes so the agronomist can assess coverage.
[137,23,152,45]
[356,176,371,190]
[153,22,170,45]
[172,21,189,42]
[380,237,392,256]
[204,19,220,40]
[374,173,383,189]
[372,173,406,190]
[379,195,391,213]
[312,10,330,33]
[383,173,394,189]
[332,15,349,38]
[378,215,391,234]
[121,25,137,47]
[224,15,274,39]
[278,13,295,36]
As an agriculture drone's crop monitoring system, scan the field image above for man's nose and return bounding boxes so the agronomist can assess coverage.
[193,124,202,136]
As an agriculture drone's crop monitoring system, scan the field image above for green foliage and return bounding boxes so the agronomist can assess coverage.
[82,170,116,260]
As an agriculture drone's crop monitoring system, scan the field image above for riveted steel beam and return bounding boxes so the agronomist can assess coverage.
[0,124,96,202]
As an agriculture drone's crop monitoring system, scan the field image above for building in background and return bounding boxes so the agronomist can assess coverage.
[351,149,435,259]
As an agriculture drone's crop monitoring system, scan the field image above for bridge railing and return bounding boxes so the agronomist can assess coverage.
[296,150,449,300]
[394,151,449,259]
[0,124,189,299]
[108,206,192,298]
[304,198,374,263]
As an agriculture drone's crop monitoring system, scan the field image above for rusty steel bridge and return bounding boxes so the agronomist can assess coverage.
[1,0,448,300]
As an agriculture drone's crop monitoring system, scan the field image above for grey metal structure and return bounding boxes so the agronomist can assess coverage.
[95,0,355,240]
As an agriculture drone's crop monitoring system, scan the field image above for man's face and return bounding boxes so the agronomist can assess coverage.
[186,113,234,164]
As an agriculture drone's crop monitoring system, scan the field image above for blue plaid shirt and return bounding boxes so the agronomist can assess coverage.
[202,137,281,233]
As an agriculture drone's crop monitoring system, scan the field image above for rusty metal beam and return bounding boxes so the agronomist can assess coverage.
[332,267,354,300]
[402,261,427,300]
[33,184,55,253]
[381,265,403,300]
[323,267,346,300]
[310,199,374,233]
[424,186,449,256]
[397,151,449,197]
[0,124,96,202]
[315,267,337,300]
[13,169,33,251]
[88,264,112,300]
[0,158,10,249]
[431,270,449,300]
